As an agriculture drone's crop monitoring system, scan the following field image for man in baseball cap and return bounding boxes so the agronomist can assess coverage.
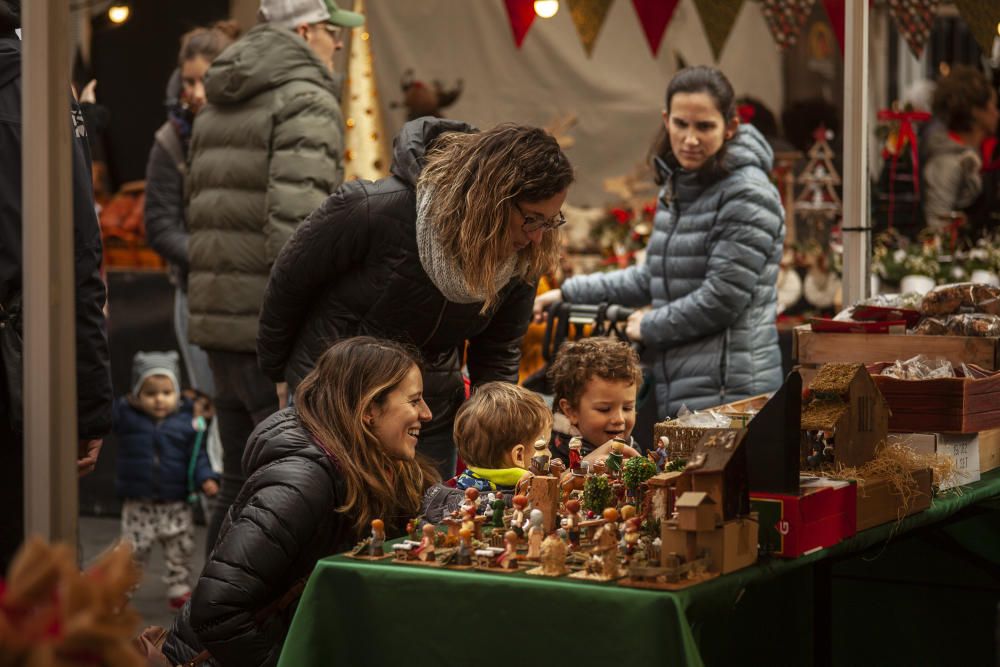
[258,0,364,30]
[181,0,361,555]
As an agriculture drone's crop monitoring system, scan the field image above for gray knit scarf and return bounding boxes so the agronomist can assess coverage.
[415,186,519,304]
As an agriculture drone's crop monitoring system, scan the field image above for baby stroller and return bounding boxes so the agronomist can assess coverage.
[521,301,637,396]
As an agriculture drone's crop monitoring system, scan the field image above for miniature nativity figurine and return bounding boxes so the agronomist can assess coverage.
[455,528,473,567]
[510,495,528,537]
[498,530,519,570]
[605,438,626,479]
[490,492,506,529]
[414,523,437,563]
[526,509,545,560]
[369,519,385,557]
[562,499,582,549]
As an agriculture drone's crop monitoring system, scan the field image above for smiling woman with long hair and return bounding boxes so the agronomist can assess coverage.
[258,118,574,477]
[164,337,437,666]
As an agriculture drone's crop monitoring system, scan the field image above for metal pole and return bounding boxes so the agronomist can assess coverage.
[842,0,871,305]
[22,0,79,545]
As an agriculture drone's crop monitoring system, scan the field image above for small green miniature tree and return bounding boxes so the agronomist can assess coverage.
[582,475,613,514]
[622,456,657,503]
[665,458,687,473]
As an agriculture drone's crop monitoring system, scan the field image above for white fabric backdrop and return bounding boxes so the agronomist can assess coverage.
[366,0,784,207]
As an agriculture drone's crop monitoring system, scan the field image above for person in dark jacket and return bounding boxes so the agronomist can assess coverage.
[257,118,574,477]
[114,351,218,609]
[0,0,113,569]
[144,20,240,395]
[164,337,437,667]
[535,66,785,419]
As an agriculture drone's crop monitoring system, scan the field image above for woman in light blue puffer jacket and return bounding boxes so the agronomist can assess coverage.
[535,66,785,419]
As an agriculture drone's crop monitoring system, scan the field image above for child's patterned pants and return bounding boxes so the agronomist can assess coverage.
[121,499,194,600]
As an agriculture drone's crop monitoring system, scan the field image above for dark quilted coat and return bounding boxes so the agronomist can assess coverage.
[561,124,785,418]
[257,117,536,442]
[112,397,215,501]
[163,408,361,667]
[186,24,345,353]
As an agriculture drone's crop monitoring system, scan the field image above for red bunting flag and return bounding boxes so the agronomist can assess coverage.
[503,0,536,48]
[760,0,816,51]
[631,0,680,57]
[820,0,845,54]
[887,0,939,59]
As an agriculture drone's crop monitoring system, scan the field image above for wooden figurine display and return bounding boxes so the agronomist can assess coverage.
[525,509,545,560]
[524,471,560,533]
[347,518,394,560]
[529,438,551,475]
[527,533,569,577]
[800,363,889,469]
[621,428,759,590]
[490,492,507,529]
[454,528,473,567]
[562,498,582,549]
[510,495,528,537]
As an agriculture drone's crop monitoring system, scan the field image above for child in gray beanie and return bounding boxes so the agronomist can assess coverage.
[114,350,219,609]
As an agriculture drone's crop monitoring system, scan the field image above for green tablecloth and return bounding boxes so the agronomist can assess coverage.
[279,470,1000,667]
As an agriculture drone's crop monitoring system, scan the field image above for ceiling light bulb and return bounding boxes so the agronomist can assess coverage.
[534,0,559,19]
[108,4,130,24]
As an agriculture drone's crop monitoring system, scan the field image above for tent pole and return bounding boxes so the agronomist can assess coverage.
[842,0,871,305]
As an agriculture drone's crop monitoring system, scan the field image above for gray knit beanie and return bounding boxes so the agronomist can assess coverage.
[131,351,181,396]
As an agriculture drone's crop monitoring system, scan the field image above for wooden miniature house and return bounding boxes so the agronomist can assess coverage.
[684,429,750,523]
[675,492,716,532]
[646,470,692,522]
[800,363,890,468]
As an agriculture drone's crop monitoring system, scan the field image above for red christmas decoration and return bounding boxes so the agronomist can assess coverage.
[502,0,536,48]
[631,0,680,57]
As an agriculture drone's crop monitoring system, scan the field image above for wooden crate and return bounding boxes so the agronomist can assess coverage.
[867,363,1000,433]
[856,468,932,531]
[793,325,1000,372]
[981,428,1000,473]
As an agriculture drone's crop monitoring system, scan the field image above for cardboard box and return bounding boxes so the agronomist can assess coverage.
[751,479,857,558]
[887,433,982,489]
[855,467,932,531]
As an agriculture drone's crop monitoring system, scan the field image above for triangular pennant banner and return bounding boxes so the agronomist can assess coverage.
[954,0,1000,57]
[760,0,817,51]
[502,0,536,48]
[887,0,939,59]
[820,0,845,54]
[566,0,616,57]
[631,0,680,57]
[691,0,745,61]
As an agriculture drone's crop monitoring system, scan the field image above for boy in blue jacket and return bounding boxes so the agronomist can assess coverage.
[114,351,218,609]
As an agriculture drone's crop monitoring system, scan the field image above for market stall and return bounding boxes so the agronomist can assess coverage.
[278,471,1000,666]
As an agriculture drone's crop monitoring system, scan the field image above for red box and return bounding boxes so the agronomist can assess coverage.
[750,480,857,558]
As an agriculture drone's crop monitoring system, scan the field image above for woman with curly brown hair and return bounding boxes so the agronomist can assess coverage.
[257,118,574,477]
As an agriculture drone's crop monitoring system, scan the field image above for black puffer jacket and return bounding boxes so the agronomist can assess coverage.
[257,117,536,442]
[164,408,359,667]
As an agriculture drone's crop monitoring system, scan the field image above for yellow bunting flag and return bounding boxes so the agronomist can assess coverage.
[691,0,746,61]
[953,0,1000,57]
[566,0,616,57]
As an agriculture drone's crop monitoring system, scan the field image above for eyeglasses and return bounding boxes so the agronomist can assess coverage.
[516,202,567,233]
